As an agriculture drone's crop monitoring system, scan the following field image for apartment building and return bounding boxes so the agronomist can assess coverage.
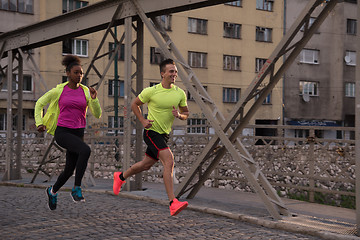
[283,0,357,139]
[0,0,284,135]
[0,0,39,133]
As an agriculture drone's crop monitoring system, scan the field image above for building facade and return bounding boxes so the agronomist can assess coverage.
[0,0,39,133]
[283,0,357,139]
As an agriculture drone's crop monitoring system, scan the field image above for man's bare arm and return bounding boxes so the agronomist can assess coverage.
[173,105,189,120]
[131,97,154,128]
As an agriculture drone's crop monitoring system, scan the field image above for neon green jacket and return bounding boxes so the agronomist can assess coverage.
[34,82,102,135]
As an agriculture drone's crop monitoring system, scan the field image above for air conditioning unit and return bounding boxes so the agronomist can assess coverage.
[302,93,310,103]
[344,55,351,64]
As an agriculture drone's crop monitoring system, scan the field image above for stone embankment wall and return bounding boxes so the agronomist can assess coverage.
[0,127,355,208]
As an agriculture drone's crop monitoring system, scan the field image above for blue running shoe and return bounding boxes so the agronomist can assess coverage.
[71,186,85,202]
[46,186,57,210]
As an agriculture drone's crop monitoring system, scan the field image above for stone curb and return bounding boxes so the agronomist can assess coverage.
[1,182,358,240]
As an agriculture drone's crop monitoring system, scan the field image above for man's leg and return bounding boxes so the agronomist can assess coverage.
[158,148,175,201]
[159,148,188,216]
[113,155,156,195]
[123,155,156,179]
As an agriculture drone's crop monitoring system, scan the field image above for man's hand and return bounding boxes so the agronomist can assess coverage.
[89,87,97,99]
[37,125,46,133]
[172,106,180,118]
[141,119,154,129]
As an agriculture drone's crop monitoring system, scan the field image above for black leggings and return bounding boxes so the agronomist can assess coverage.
[53,126,91,193]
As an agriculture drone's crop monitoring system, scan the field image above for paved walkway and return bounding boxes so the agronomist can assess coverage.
[1,173,358,239]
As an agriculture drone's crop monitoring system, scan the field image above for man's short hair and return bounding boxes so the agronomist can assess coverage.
[160,58,175,73]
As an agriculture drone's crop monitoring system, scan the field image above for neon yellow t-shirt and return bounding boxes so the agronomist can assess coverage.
[139,83,187,134]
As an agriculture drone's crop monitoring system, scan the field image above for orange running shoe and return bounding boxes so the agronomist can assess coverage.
[169,198,188,216]
[113,172,126,195]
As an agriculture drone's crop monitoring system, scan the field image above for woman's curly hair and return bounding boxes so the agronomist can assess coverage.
[62,55,81,72]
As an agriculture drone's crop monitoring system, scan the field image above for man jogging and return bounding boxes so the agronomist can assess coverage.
[113,58,189,216]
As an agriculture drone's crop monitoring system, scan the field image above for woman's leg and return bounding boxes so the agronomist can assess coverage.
[52,151,78,193]
[53,127,90,191]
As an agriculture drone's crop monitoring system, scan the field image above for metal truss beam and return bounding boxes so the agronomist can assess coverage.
[355,0,360,235]
[172,0,340,219]
[18,49,48,94]
[123,16,133,191]
[82,2,125,90]
[131,0,291,219]
[0,0,234,55]
[2,49,23,181]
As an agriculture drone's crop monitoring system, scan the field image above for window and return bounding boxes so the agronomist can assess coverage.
[255,119,277,145]
[0,114,25,131]
[150,47,165,65]
[63,39,88,57]
[0,0,33,13]
[18,0,33,13]
[12,114,26,130]
[223,55,241,71]
[187,118,207,134]
[224,22,241,39]
[301,17,316,32]
[1,75,14,91]
[225,1,242,7]
[347,19,357,35]
[256,27,272,42]
[188,51,207,68]
[295,129,309,138]
[108,80,124,97]
[256,0,273,11]
[108,116,124,132]
[156,15,172,31]
[0,113,5,131]
[345,51,356,66]
[109,43,125,61]
[223,87,240,103]
[63,0,88,13]
[255,58,267,72]
[1,74,32,92]
[345,82,355,97]
[255,92,272,104]
[0,0,8,10]
[299,81,318,96]
[188,18,207,35]
[299,49,319,64]
[295,128,324,139]
[187,86,207,101]
[263,93,271,104]
[22,75,32,92]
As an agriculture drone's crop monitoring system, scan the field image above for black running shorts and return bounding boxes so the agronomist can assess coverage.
[143,129,169,160]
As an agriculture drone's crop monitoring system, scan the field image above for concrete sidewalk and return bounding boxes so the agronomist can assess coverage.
[1,173,358,240]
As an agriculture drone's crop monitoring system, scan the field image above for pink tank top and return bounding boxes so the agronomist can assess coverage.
[57,85,87,129]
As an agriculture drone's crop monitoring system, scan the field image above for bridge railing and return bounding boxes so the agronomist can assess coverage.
[0,124,355,207]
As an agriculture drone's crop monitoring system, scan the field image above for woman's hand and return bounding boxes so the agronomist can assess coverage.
[89,87,97,99]
[37,125,46,132]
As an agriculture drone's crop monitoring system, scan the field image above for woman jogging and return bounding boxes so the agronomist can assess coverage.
[35,55,102,210]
